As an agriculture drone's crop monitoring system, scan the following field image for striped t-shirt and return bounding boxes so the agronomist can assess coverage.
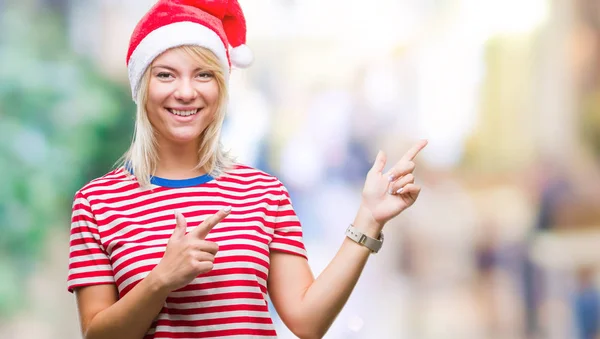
[67,164,307,338]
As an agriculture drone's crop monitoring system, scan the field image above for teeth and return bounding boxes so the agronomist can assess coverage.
[170,109,198,117]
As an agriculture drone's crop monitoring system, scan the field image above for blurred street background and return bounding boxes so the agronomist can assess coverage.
[1,0,600,338]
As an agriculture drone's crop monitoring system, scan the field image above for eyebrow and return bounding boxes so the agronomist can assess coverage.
[151,65,207,72]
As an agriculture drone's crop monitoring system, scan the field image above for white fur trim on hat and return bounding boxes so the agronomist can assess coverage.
[230,44,253,68]
[127,21,229,103]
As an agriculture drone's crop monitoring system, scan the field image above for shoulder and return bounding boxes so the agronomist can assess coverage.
[220,163,289,192]
[75,167,135,200]
[223,164,281,184]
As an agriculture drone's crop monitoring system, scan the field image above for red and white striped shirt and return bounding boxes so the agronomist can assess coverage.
[67,165,306,338]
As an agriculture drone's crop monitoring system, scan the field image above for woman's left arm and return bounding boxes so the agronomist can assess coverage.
[268,140,427,339]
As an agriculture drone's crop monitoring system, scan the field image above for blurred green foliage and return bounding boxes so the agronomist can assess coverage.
[0,3,135,317]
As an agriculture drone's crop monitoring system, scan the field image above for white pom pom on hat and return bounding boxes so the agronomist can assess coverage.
[126,0,253,103]
[230,44,253,68]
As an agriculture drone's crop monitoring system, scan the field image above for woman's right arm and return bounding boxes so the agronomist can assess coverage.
[75,272,169,339]
[75,209,230,339]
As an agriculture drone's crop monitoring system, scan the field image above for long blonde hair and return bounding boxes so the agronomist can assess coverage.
[120,45,236,188]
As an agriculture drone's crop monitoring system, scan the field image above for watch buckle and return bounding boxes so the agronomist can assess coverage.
[358,234,368,244]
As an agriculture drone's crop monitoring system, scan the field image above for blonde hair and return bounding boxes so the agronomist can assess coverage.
[119,45,236,188]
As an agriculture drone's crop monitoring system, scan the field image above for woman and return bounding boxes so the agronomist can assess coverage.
[67,1,427,338]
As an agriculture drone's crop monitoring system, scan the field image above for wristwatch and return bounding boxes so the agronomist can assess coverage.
[345,224,384,253]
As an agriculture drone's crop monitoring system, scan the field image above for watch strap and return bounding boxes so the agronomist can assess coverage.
[345,224,384,253]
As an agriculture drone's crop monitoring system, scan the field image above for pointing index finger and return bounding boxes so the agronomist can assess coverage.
[401,139,428,162]
[190,206,232,239]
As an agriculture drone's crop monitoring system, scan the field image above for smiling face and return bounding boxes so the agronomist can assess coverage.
[145,47,222,146]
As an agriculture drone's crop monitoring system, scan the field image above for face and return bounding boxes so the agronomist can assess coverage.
[146,48,220,146]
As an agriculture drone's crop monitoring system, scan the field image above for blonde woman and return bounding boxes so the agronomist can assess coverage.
[67,1,427,338]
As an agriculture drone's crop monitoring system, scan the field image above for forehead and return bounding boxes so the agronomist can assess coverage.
[152,48,206,69]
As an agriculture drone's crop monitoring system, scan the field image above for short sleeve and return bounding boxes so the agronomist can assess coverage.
[269,182,307,259]
[67,191,115,292]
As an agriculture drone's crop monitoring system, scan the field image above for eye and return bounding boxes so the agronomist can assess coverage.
[196,72,214,79]
[156,72,173,79]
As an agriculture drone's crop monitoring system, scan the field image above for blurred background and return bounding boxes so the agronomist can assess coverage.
[1,0,599,338]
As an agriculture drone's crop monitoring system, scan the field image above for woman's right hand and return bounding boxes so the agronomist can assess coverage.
[150,207,231,293]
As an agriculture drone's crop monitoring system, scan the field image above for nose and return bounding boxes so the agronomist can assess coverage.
[174,78,197,102]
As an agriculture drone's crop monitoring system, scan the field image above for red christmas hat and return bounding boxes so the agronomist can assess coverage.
[126,0,253,102]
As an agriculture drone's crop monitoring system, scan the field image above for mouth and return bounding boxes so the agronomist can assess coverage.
[166,108,201,117]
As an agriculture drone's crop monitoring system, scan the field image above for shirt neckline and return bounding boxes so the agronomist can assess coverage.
[150,173,214,188]
[123,165,214,188]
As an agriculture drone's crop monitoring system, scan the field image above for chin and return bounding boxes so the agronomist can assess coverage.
[163,128,204,144]
[169,134,203,144]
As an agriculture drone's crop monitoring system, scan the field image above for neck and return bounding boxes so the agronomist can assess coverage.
[154,138,206,179]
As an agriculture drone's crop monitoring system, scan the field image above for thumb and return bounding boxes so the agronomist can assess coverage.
[370,150,387,174]
[171,210,188,239]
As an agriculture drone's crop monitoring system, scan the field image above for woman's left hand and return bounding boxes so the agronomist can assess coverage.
[359,140,428,230]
